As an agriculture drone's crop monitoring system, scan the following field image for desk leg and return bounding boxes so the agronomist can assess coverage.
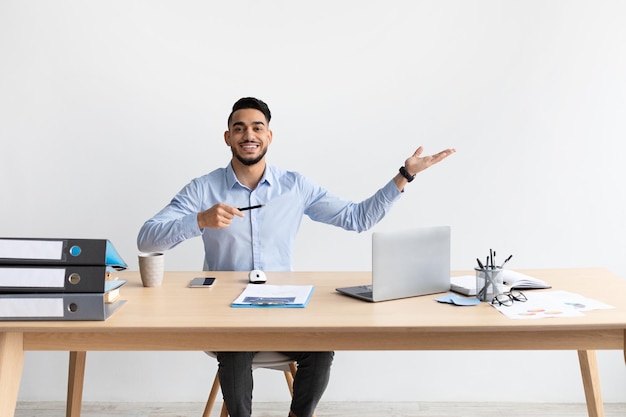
[67,351,86,417]
[578,350,605,417]
[0,332,24,417]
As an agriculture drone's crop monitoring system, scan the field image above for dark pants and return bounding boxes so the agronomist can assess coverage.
[216,351,334,417]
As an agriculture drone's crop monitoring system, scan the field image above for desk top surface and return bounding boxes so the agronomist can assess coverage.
[2,268,626,334]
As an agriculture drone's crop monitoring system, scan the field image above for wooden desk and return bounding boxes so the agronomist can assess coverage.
[1,268,625,417]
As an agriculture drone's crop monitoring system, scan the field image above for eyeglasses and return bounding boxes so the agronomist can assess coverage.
[491,290,527,306]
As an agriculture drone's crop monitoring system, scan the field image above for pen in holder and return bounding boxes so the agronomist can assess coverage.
[475,267,504,302]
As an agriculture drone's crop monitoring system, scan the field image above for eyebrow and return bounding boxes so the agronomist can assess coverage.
[232,120,266,128]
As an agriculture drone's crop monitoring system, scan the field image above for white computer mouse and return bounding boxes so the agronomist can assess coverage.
[248,269,267,284]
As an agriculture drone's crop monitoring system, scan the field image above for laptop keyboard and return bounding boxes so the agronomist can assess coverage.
[357,285,373,298]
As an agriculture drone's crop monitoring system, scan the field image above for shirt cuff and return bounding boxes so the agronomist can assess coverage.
[382,178,403,201]
[184,212,204,236]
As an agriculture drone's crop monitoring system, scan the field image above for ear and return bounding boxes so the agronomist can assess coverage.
[267,129,273,145]
[224,130,231,147]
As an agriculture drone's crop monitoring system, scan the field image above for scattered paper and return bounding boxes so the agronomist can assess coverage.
[435,293,481,306]
[491,290,614,319]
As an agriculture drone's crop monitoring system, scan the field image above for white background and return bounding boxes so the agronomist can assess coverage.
[2,0,626,404]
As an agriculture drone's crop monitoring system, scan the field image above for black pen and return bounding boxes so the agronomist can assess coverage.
[238,204,264,211]
[500,254,513,268]
[476,258,485,270]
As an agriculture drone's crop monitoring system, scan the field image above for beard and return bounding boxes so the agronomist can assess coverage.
[232,146,268,166]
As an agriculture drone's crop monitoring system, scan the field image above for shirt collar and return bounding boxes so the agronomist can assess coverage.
[226,162,274,189]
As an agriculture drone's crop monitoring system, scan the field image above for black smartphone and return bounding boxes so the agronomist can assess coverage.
[188,277,216,288]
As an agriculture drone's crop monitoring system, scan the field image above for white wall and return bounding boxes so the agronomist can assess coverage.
[2,0,625,404]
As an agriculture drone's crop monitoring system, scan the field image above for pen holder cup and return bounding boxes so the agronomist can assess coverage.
[475,267,504,302]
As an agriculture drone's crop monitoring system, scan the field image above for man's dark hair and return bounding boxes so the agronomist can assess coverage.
[227,97,271,127]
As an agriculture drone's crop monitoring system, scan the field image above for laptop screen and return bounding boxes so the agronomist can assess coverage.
[371,226,451,302]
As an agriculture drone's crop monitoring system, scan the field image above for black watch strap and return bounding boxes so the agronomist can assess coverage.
[399,166,415,182]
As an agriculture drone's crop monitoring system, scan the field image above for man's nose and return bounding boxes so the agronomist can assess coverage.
[243,127,255,139]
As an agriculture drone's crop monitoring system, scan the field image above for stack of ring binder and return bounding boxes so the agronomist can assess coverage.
[0,238,128,321]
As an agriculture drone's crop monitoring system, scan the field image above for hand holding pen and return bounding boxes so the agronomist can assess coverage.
[197,203,265,229]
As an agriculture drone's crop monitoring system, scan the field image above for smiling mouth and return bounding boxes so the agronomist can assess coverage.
[234,143,267,166]
[240,142,259,151]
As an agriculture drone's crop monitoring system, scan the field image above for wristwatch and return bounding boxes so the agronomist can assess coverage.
[399,166,415,182]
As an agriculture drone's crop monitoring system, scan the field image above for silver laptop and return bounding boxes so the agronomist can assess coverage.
[336,226,451,302]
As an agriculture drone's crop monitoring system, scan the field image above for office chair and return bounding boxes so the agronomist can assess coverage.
[202,351,314,417]
[66,351,314,417]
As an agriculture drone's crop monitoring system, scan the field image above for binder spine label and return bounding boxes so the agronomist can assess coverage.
[0,267,65,288]
[0,298,64,317]
[0,239,64,261]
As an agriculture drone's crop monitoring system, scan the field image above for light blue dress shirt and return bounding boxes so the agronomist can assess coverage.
[137,164,402,271]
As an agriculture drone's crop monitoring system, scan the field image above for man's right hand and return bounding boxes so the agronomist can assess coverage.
[197,203,244,229]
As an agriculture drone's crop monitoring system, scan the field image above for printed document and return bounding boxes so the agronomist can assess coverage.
[492,290,614,319]
[231,284,314,308]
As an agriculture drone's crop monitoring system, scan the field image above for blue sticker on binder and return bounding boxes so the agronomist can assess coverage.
[69,245,82,257]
